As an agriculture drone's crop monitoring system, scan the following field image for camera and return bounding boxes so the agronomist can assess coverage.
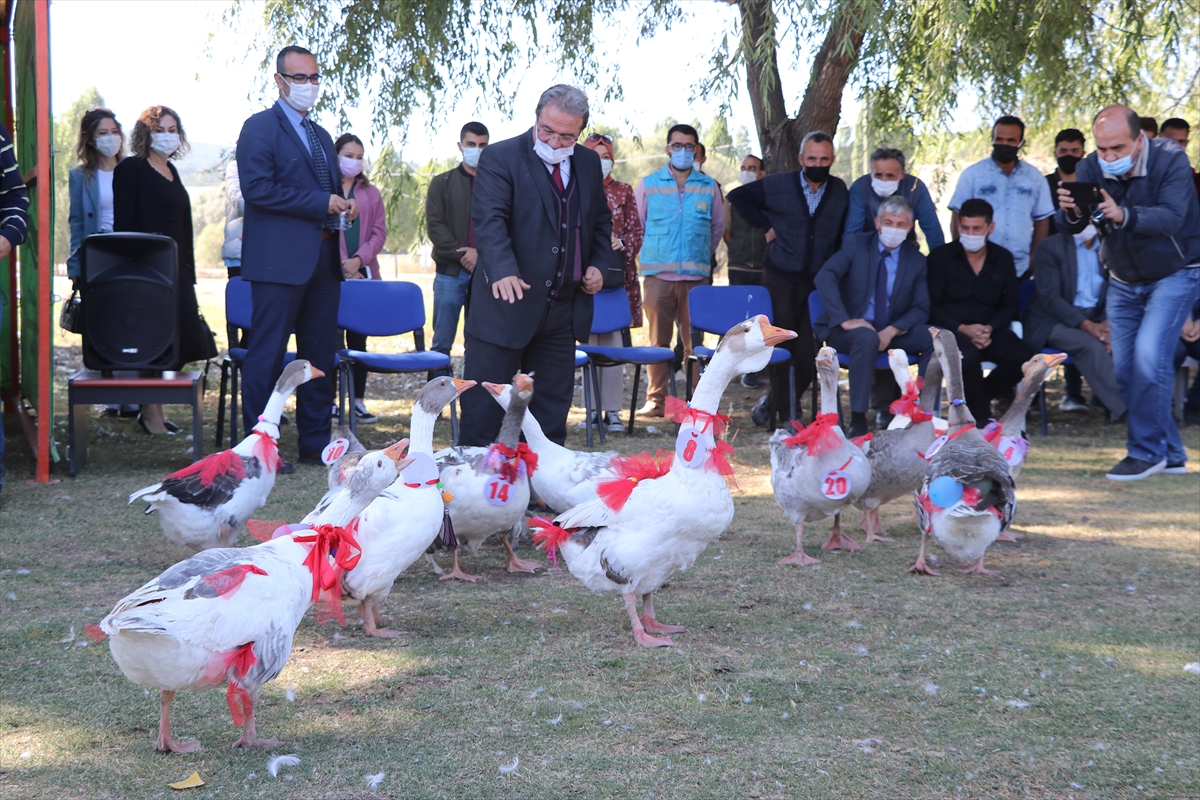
[1090,208,1113,238]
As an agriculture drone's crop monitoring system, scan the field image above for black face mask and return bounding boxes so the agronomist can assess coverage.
[803,164,831,184]
[1056,154,1081,174]
[992,143,1020,164]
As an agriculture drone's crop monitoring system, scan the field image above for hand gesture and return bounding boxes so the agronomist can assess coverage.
[457,247,478,272]
[581,266,603,294]
[344,198,360,222]
[492,275,531,303]
[328,194,348,215]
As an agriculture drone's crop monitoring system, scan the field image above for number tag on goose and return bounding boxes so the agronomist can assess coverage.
[821,469,851,500]
[401,452,440,487]
[923,435,949,461]
[674,423,714,469]
[484,475,514,506]
[997,436,1027,468]
[321,438,350,465]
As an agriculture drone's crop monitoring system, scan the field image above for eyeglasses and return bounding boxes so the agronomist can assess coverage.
[537,125,578,146]
[668,142,698,152]
[586,133,614,144]
[280,72,321,85]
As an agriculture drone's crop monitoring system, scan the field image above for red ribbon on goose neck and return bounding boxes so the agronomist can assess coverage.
[492,442,538,483]
[981,420,1003,445]
[251,429,284,473]
[530,516,573,567]
[889,380,932,424]
[665,396,730,437]
[597,449,673,511]
[781,413,842,456]
[292,520,363,625]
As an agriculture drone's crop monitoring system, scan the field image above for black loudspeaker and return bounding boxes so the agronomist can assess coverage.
[81,232,180,371]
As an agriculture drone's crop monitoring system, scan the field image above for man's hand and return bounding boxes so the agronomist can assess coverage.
[457,246,477,272]
[958,323,991,349]
[765,228,776,243]
[492,275,531,303]
[328,194,349,215]
[1095,188,1124,226]
[1055,181,1077,213]
[341,257,364,280]
[581,266,603,294]
[1180,316,1200,343]
[0,236,12,260]
[840,318,873,332]
[611,235,624,252]
[344,198,360,222]
[877,325,900,352]
[1080,318,1107,343]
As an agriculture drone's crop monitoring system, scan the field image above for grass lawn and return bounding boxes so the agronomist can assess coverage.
[1,285,1198,799]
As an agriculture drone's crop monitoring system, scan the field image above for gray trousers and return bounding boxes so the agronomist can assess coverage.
[824,325,934,414]
[1044,322,1127,417]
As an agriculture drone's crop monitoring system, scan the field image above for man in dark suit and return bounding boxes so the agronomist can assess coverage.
[814,196,932,437]
[237,45,355,464]
[1024,227,1126,419]
[458,84,622,446]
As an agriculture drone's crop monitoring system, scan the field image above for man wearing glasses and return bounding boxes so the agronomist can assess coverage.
[457,84,623,446]
[237,45,355,466]
[632,124,723,417]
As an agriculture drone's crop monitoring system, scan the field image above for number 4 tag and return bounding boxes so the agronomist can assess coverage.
[997,435,1027,468]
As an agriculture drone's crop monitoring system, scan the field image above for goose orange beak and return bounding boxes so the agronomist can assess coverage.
[382,438,410,465]
[453,378,477,396]
[309,367,325,379]
[757,317,797,346]
[482,382,505,397]
[515,374,535,393]
[1043,352,1068,368]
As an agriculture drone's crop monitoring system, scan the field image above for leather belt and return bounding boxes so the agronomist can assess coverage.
[321,229,335,240]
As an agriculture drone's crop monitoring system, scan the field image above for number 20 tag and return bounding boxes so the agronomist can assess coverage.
[820,469,851,500]
[484,474,513,506]
[674,423,714,470]
[321,438,350,466]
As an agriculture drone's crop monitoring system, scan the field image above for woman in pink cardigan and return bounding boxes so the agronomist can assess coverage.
[336,133,388,423]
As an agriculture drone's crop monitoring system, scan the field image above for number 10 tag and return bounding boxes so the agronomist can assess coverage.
[820,469,851,500]
[923,434,949,461]
[321,438,350,465]
[484,474,513,506]
[674,423,714,470]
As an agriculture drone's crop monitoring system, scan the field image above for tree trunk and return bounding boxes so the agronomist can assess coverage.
[738,0,788,171]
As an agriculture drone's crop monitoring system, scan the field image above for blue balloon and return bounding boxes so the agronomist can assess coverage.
[928,475,964,509]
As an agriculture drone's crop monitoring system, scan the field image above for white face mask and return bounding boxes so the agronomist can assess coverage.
[533,133,574,165]
[739,170,759,185]
[149,132,181,157]
[877,225,909,249]
[1073,224,1098,244]
[461,146,483,169]
[282,79,320,112]
[93,133,122,158]
[959,233,987,253]
[871,177,900,197]
[339,156,364,179]
[599,158,613,179]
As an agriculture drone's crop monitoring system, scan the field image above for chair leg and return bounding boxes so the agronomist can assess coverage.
[450,396,459,447]
[667,365,679,436]
[215,361,228,447]
[685,357,694,402]
[788,364,797,423]
[627,364,641,436]
[1039,381,1048,437]
[192,382,203,463]
[230,365,240,448]
[810,374,818,423]
[344,364,358,438]
[593,364,607,445]
[582,365,593,449]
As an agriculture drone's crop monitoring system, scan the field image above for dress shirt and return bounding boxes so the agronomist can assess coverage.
[532,130,571,187]
[864,240,899,323]
[1073,236,1104,308]
[949,157,1054,277]
[802,177,827,215]
[277,100,311,154]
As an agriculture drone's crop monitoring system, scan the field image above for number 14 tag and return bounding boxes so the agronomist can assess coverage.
[484,474,513,506]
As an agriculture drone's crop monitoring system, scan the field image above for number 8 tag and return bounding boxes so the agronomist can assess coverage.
[820,468,851,500]
[321,438,350,465]
[674,423,714,470]
[484,474,513,506]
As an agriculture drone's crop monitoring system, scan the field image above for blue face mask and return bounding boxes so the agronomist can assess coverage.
[670,148,695,171]
[1099,152,1134,177]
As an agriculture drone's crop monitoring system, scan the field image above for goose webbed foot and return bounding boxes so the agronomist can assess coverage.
[959,557,999,575]
[639,592,686,634]
[821,516,863,552]
[156,691,202,754]
[438,548,480,582]
[778,550,822,566]
[231,698,279,749]
[361,600,408,638]
[624,593,674,647]
[502,538,541,574]
[906,554,942,576]
[860,509,895,543]
[996,529,1022,543]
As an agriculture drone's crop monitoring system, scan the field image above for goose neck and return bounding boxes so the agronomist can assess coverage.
[409,408,437,455]
[690,356,738,413]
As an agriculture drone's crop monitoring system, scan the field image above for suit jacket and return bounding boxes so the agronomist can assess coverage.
[67,166,110,278]
[426,164,474,277]
[339,178,387,280]
[466,127,622,348]
[1024,232,1107,350]
[813,232,929,340]
[236,102,344,285]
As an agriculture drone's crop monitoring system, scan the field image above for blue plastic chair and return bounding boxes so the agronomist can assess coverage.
[573,349,600,447]
[1020,279,1070,436]
[215,276,296,448]
[686,284,796,423]
[576,287,677,437]
[337,280,457,441]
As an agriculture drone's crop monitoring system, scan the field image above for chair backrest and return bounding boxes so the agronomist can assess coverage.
[807,290,824,332]
[1019,278,1036,316]
[590,287,633,335]
[339,280,427,338]
[225,276,254,330]
[688,285,774,336]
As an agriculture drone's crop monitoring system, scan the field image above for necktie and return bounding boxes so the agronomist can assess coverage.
[302,118,339,229]
[873,249,890,330]
[551,162,565,193]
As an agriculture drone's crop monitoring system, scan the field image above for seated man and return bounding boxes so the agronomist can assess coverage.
[814,196,932,438]
[1176,298,1200,427]
[1024,224,1127,420]
[927,198,1034,426]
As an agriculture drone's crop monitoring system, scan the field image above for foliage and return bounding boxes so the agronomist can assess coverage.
[52,87,105,269]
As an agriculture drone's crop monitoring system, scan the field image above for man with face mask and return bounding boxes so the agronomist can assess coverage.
[725,155,767,287]
[844,147,944,251]
[426,121,489,372]
[1057,104,1200,480]
[814,196,932,437]
[949,116,1054,278]
[237,45,357,465]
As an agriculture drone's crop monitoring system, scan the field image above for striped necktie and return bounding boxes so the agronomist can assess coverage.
[302,118,339,229]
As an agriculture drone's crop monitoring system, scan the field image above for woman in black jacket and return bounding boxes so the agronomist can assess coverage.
[114,105,216,434]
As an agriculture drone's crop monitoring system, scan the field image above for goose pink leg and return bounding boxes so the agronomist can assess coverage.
[906,534,941,577]
[996,529,1022,543]
[439,548,480,582]
[502,538,541,574]
[779,521,821,566]
[623,593,673,647]
[859,508,895,543]
[959,557,999,575]
[639,592,687,634]
[232,692,280,749]
[361,599,407,638]
[821,513,863,552]
[156,690,201,753]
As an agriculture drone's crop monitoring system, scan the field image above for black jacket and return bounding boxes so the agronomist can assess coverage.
[1024,232,1107,350]
[926,241,1021,333]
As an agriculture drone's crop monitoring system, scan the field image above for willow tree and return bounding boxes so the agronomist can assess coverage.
[233,0,1196,175]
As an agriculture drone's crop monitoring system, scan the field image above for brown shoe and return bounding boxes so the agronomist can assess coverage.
[637,401,665,418]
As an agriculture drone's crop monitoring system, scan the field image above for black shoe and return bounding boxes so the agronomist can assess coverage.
[277,460,295,475]
[1059,394,1089,412]
[136,412,176,436]
[847,418,868,439]
[740,373,760,388]
[1105,456,1167,481]
[875,411,895,429]
[162,419,181,434]
[280,413,290,426]
[100,406,119,418]
[750,396,771,427]
[119,404,140,418]
[297,452,325,466]
[1162,461,1189,475]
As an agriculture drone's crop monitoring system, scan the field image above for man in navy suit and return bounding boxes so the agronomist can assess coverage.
[237,46,356,464]
[457,84,622,446]
[814,196,932,437]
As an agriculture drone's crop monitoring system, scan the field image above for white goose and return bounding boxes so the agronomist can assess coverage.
[128,360,322,551]
[910,328,1016,576]
[97,442,411,752]
[433,374,539,580]
[341,377,474,636]
[531,317,796,647]
[884,349,948,433]
[770,346,872,565]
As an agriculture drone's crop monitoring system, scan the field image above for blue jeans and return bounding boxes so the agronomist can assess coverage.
[431,270,472,366]
[1106,267,1200,464]
[0,296,4,489]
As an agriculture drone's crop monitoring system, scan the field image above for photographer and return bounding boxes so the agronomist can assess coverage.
[1056,104,1200,481]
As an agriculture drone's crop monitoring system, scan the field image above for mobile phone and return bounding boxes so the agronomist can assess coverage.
[1061,181,1103,205]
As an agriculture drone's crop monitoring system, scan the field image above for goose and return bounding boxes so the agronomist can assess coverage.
[96,441,412,752]
[128,360,322,551]
[884,348,948,433]
[324,424,368,493]
[910,328,1016,576]
[433,374,539,581]
[341,377,474,636]
[770,346,873,565]
[530,317,796,647]
[853,355,944,543]
[982,352,1068,480]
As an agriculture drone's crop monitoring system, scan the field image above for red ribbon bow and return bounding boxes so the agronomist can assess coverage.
[292,520,363,625]
[706,440,737,486]
[251,429,284,473]
[201,642,258,726]
[164,449,247,488]
[597,450,674,511]
[780,413,843,456]
[889,381,933,425]
[981,420,1003,446]
[530,516,573,567]
[665,396,730,437]
[492,442,538,483]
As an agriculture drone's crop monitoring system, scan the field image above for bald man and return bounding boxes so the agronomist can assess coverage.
[1057,105,1200,481]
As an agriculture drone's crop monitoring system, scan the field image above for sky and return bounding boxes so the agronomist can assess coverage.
[48,0,863,167]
